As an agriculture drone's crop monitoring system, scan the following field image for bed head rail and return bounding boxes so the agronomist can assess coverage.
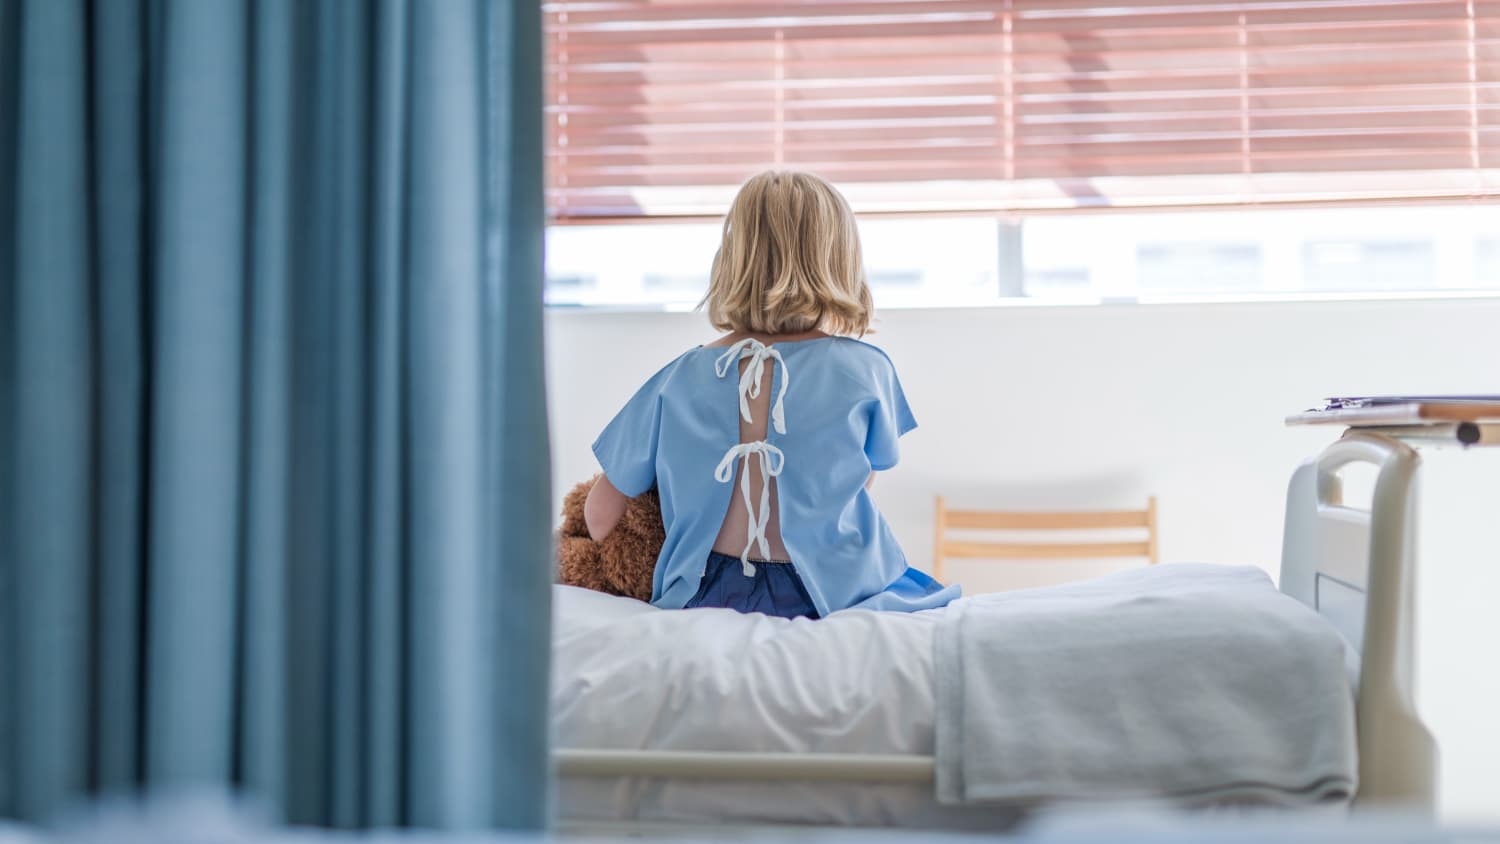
[1279,431,1436,811]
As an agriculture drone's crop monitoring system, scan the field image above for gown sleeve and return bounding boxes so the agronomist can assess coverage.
[591,356,682,496]
[863,357,918,472]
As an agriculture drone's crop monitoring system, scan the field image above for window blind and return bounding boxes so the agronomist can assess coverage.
[544,0,1500,220]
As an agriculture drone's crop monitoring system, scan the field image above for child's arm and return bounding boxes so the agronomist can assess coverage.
[585,475,629,541]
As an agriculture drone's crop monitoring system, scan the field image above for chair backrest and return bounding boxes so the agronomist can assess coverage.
[931,496,1158,583]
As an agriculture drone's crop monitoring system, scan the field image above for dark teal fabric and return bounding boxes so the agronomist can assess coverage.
[0,0,550,830]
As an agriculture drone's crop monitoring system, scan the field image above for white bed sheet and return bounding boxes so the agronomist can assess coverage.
[551,585,1014,829]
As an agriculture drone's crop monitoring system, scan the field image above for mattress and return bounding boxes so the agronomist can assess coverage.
[551,575,1353,830]
[551,585,1016,829]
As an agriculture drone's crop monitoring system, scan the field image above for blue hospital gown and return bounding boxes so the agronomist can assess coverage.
[592,336,959,616]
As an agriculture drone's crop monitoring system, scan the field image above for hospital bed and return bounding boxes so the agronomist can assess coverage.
[551,432,1436,834]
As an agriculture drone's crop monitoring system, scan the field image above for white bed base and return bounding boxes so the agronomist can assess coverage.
[557,432,1437,815]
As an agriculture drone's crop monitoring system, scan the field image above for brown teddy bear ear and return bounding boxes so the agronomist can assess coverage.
[558,475,598,539]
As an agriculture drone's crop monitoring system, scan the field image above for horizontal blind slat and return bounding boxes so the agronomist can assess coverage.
[548,0,1500,220]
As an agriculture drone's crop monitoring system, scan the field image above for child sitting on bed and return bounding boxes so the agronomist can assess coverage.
[584,170,959,620]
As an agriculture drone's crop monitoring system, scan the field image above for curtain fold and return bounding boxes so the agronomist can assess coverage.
[0,0,550,830]
[483,0,552,827]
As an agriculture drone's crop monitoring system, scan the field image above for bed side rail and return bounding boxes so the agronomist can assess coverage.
[1280,431,1436,811]
[555,749,934,783]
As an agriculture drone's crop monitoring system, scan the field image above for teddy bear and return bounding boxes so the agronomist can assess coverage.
[556,474,664,602]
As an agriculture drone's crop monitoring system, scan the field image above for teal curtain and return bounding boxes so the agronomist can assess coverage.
[0,0,551,830]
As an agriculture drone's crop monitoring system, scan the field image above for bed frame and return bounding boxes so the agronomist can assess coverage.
[557,432,1437,815]
[1278,431,1437,808]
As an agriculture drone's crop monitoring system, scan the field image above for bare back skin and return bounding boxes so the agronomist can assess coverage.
[705,329,829,561]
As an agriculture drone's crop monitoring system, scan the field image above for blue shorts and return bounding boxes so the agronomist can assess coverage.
[683,551,821,620]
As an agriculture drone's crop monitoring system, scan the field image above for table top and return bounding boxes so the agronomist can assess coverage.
[1287,399,1500,427]
[1287,397,1500,447]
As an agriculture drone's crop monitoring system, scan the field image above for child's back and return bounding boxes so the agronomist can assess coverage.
[704,329,811,565]
[586,172,959,618]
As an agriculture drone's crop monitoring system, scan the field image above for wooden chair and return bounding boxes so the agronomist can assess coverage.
[932,496,1158,583]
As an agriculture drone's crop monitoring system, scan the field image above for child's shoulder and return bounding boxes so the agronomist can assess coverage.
[828,335,896,363]
[823,336,901,376]
[632,347,700,391]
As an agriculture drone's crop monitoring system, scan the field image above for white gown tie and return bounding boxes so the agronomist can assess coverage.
[712,338,792,576]
[713,338,790,435]
[712,442,786,576]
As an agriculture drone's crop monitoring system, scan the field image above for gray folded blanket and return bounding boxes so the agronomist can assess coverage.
[934,564,1357,806]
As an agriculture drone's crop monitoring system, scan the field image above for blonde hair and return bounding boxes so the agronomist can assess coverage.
[703,171,873,337]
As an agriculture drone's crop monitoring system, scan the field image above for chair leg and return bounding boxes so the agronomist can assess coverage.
[1146,495,1159,565]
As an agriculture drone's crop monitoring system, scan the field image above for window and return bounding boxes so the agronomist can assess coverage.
[545,1,1500,221]
[546,204,1500,306]
[547,217,1003,308]
[1476,235,1500,283]
[1137,243,1263,294]
[543,1,1500,306]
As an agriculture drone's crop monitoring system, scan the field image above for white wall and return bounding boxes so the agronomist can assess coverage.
[547,298,1498,577]
[544,297,1500,821]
